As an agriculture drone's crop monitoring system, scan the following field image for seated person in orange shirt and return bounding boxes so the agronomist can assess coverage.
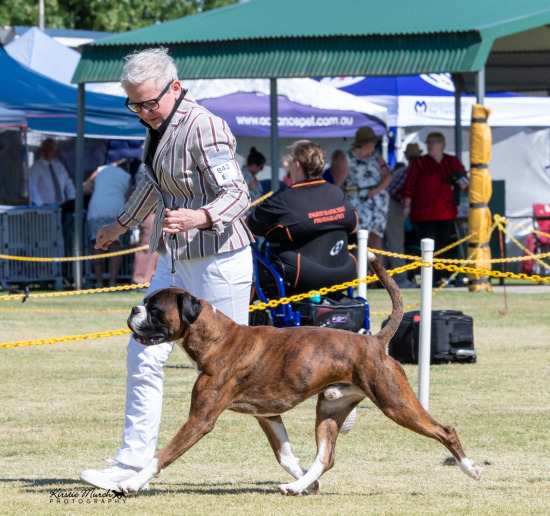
[247,140,358,293]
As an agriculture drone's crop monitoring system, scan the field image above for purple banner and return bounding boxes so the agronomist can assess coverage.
[198,92,385,138]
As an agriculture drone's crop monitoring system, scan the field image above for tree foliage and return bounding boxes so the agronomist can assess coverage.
[0,0,240,33]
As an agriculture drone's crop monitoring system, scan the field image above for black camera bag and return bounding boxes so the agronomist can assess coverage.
[292,293,366,332]
[382,310,476,364]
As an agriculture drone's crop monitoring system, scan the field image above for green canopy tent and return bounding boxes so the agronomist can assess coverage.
[74,0,550,85]
[70,0,550,287]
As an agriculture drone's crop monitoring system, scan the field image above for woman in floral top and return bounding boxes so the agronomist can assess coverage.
[332,126,391,253]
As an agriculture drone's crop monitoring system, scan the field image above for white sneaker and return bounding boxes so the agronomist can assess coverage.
[80,459,149,491]
[340,407,357,434]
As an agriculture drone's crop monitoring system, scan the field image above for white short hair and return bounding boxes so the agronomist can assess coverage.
[121,47,178,92]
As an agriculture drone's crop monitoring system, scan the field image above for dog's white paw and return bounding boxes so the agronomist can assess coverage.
[117,457,160,494]
[458,458,482,480]
[279,479,320,496]
[117,475,145,494]
[278,483,302,496]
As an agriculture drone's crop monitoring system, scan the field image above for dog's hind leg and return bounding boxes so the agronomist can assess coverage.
[256,416,320,494]
[278,396,354,496]
[363,358,481,481]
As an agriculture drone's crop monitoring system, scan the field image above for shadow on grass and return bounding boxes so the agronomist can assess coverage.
[138,482,386,497]
[139,482,279,496]
[2,477,386,497]
[131,482,383,497]
[2,477,277,496]
[1,478,80,488]
[2,478,90,494]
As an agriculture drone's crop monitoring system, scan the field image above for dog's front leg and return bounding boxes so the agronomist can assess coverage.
[118,374,232,494]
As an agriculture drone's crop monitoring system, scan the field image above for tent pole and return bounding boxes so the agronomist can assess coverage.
[38,0,45,31]
[452,73,463,158]
[381,134,389,163]
[269,78,279,193]
[73,83,85,290]
[475,67,485,106]
[395,127,404,163]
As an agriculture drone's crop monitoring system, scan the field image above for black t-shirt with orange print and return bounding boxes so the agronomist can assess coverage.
[247,179,358,245]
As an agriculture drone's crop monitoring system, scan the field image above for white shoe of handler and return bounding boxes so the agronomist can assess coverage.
[80,459,150,492]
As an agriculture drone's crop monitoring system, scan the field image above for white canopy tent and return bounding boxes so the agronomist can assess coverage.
[322,75,550,262]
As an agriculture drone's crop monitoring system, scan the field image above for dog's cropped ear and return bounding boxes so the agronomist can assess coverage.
[176,292,202,327]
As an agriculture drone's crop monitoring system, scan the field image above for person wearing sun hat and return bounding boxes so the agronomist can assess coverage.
[404,143,423,160]
[331,126,391,254]
[382,142,423,288]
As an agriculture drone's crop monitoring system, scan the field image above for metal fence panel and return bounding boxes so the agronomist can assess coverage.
[0,207,64,290]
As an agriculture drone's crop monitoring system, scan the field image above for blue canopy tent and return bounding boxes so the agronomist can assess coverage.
[0,106,26,128]
[0,48,144,139]
[6,26,125,98]
[6,27,81,87]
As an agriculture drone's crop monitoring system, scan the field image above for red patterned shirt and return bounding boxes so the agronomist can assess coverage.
[401,153,465,223]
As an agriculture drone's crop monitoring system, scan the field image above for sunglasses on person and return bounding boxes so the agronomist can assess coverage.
[125,81,173,113]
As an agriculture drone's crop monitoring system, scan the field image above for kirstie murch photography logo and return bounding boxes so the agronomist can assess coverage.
[49,487,127,505]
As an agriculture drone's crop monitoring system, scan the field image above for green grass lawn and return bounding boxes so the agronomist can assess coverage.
[0,286,549,515]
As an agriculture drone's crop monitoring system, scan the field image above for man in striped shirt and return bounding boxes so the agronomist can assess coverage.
[401,132,467,286]
[80,47,253,491]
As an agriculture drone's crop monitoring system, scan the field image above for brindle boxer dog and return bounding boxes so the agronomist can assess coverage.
[119,253,481,495]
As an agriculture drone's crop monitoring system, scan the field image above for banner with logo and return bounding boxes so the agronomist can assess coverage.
[320,74,550,128]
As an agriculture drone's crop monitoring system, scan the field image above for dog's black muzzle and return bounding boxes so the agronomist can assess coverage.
[127,308,170,346]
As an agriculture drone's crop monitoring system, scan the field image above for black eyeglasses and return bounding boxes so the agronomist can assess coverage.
[125,81,173,113]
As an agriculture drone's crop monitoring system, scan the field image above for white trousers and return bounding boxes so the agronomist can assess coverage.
[115,245,252,468]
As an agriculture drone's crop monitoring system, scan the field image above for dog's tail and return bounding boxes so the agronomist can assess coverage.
[368,251,404,348]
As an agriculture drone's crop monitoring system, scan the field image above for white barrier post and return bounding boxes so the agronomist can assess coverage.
[357,229,369,300]
[418,238,434,410]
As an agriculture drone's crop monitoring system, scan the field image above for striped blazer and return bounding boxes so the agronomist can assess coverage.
[117,91,253,260]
